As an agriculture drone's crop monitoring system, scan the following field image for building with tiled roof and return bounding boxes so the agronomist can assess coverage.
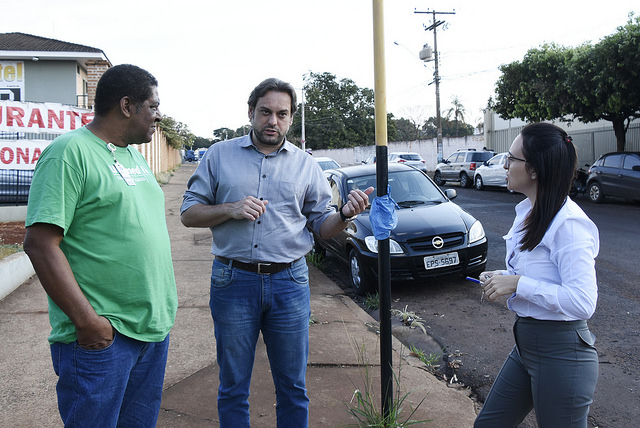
[0,32,111,108]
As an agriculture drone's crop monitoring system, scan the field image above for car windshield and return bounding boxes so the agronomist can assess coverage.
[346,170,446,207]
[317,160,339,170]
[470,152,493,162]
[400,154,422,161]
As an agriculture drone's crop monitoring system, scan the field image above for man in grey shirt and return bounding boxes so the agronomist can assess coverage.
[181,77,372,426]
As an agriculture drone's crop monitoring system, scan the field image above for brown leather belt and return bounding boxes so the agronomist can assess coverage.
[215,256,301,275]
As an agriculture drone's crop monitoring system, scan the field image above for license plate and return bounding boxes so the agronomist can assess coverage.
[424,252,459,270]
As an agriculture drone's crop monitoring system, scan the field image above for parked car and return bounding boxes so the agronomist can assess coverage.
[183,150,197,162]
[473,152,508,190]
[0,169,33,204]
[586,152,640,203]
[362,155,377,165]
[388,152,427,171]
[314,156,340,171]
[434,149,494,188]
[312,163,488,295]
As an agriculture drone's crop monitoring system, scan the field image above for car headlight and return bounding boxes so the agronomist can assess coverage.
[468,220,485,244]
[364,236,404,254]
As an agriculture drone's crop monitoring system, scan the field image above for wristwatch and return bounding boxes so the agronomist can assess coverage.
[339,203,357,222]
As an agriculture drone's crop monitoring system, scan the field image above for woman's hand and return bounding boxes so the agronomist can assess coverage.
[480,271,520,302]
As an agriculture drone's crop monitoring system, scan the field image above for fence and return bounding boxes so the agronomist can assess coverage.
[485,121,640,167]
[0,130,182,207]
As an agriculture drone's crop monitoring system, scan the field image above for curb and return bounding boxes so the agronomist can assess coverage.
[0,252,34,300]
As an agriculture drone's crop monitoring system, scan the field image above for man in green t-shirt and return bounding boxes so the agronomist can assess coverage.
[23,64,177,427]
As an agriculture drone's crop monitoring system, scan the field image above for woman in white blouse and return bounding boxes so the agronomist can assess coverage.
[474,123,599,428]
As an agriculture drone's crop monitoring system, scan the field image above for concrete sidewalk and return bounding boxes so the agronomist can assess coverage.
[0,164,478,427]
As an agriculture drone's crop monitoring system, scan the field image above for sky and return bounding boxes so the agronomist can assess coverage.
[3,0,637,138]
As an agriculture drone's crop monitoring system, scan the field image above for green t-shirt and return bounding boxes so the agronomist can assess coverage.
[26,127,177,344]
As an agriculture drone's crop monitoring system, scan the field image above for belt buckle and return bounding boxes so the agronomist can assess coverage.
[257,262,272,275]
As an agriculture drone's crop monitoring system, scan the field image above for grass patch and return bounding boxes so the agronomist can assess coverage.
[343,337,430,427]
[390,305,427,334]
[305,250,325,268]
[363,292,380,311]
[0,243,23,260]
[409,344,442,372]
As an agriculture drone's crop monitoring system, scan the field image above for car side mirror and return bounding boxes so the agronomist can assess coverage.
[632,165,640,172]
[445,189,457,200]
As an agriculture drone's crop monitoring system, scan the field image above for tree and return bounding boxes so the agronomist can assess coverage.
[289,72,376,149]
[492,14,640,151]
[157,116,194,149]
[421,116,474,138]
[445,96,466,137]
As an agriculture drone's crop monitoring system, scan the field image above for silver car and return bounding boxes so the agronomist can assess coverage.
[474,152,508,190]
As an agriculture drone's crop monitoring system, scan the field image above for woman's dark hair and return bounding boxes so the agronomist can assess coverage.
[94,64,158,116]
[519,122,577,251]
[247,78,297,116]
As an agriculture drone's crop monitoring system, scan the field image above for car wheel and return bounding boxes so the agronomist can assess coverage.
[460,173,472,188]
[349,249,374,296]
[588,182,605,203]
[434,171,445,186]
[474,175,484,190]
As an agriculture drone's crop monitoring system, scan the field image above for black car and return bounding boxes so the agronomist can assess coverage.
[586,152,640,203]
[313,163,488,295]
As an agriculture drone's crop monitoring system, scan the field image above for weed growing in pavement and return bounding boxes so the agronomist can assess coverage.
[305,250,324,268]
[391,305,427,334]
[409,344,442,372]
[363,292,380,311]
[342,336,430,427]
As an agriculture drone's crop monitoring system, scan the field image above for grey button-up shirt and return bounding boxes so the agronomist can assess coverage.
[181,134,335,263]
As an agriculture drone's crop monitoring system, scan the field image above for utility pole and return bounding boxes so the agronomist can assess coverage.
[414,8,455,163]
[301,87,306,152]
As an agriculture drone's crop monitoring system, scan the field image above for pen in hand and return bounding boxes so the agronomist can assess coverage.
[466,276,484,302]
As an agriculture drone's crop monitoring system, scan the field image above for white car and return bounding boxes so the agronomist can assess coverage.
[388,152,427,172]
[314,156,340,171]
[474,152,508,190]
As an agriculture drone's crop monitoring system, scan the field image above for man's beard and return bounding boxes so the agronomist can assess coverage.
[253,126,285,147]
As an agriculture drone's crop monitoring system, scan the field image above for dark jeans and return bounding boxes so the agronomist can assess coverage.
[51,331,170,427]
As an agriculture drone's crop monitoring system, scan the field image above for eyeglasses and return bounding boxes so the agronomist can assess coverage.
[505,152,526,168]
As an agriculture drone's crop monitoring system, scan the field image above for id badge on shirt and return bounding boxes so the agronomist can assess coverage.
[114,161,136,186]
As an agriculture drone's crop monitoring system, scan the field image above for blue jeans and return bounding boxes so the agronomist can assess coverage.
[50,331,170,428]
[210,257,310,427]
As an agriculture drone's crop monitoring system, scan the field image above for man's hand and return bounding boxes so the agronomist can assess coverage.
[230,196,269,221]
[76,316,114,350]
[342,187,375,217]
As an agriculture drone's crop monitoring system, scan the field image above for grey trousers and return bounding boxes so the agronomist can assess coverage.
[475,316,599,428]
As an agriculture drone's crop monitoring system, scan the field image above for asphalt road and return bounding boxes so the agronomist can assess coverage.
[319,184,640,428]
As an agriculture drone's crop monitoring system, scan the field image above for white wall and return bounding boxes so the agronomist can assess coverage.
[310,135,486,171]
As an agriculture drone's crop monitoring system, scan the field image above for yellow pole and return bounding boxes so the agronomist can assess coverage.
[373,0,387,148]
[372,0,393,419]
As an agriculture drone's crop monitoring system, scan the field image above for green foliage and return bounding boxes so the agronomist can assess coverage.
[409,344,441,371]
[363,292,380,311]
[157,115,195,149]
[390,305,427,334]
[0,243,22,260]
[305,251,324,268]
[421,116,475,138]
[343,339,430,427]
[492,13,640,151]
[212,126,251,143]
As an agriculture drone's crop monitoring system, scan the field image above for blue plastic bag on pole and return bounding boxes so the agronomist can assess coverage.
[369,186,399,240]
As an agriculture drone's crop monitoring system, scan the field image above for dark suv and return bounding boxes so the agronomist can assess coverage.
[434,149,494,188]
[587,152,640,203]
